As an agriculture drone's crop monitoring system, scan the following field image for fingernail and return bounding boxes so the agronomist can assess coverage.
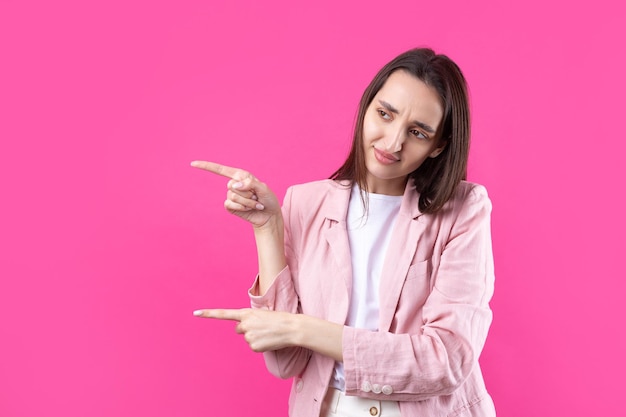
[233,182,243,189]
[256,203,265,210]
[193,310,204,316]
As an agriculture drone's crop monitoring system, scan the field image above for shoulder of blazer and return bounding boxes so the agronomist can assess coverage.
[414,181,490,226]
[286,179,352,223]
[433,180,491,222]
[454,181,490,211]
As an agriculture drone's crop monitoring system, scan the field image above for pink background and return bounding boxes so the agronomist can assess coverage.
[1,0,624,415]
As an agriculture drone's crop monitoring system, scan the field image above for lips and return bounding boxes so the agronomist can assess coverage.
[374,148,400,165]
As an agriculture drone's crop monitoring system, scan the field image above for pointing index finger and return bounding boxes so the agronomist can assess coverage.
[190,161,247,180]
[193,308,244,321]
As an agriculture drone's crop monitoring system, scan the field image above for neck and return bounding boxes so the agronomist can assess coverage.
[365,177,407,196]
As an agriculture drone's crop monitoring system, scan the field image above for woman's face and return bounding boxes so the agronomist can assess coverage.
[362,70,445,195]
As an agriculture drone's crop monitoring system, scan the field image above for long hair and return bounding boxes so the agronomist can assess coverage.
[330,48,471,214]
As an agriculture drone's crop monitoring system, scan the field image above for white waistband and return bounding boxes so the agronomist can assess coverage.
[321,388,401,417]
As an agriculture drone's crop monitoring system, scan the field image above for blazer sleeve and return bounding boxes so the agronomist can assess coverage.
[342,184,495,401]
[248,186,313,379]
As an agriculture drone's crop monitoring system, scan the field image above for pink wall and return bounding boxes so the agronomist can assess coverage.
[1,0,624,415]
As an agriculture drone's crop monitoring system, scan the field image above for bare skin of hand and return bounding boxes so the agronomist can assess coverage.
[190,161,281,230]
[193,308,344,361]
[193,308,297,352]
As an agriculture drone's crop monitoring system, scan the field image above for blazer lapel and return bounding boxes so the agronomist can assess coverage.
[378,181,425,332]
[322,181,353,324]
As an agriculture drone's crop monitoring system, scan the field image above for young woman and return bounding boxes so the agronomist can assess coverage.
[193,48,496,417]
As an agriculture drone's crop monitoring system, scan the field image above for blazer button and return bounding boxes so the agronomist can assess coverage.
[361,381,372,393]
[369,406,379,416]
[372,384,382,394]
[295,379,304,392]
[382,385,393,395]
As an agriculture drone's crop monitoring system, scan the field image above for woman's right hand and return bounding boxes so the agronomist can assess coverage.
[191,161,281,229]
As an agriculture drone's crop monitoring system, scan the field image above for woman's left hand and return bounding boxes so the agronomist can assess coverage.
[194,308,298,352]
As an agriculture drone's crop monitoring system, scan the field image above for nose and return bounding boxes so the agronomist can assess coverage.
[385,127,405,153]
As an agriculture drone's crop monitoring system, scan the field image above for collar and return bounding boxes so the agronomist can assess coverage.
[322,178,423,222]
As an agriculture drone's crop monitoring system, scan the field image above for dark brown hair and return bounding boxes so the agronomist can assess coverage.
[330,47,470,214]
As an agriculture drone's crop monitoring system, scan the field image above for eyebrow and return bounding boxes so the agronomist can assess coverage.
[378,100,437,134]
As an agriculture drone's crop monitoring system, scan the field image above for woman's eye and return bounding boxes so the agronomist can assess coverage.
[378,110,391,119]
[411,129,427,139]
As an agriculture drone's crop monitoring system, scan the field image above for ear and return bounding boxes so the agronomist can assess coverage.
[429,141,447,158]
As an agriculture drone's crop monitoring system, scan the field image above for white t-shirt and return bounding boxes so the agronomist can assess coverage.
[331,184,402,390]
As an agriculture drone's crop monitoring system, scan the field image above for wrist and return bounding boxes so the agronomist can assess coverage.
[290,314,307,347]
[253,215,283,234]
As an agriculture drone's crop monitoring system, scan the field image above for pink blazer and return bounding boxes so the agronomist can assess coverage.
[249,179,496,417]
